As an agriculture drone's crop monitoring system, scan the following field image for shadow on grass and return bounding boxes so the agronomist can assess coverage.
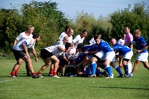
[89,86,149,91]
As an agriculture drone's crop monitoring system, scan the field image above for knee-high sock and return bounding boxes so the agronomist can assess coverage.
[104,66,113,77]
[123,65,128,75]
[115,66,123,76]
[86,66,92,76]
[91,62,97,75]
[128,62,132,74]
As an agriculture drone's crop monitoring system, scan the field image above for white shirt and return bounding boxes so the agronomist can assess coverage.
[58,32,67,41]
[16,32,33,41]
[45,43,65,57]
[13,38,35,51]
[73,35,84,48]
[89,38,96,45]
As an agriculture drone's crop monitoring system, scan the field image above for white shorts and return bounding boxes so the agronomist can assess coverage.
[101,51,115,61]
[95,51,104,59]
[137,52,149,62]
[123,50,133,60]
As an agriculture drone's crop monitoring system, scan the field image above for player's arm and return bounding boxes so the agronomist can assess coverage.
[22,42,30,58]
[32,49,39,62]
[13,39,18,46]
[77,56,88,67]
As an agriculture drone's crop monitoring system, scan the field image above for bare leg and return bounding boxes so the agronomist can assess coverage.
[132,60,140,74]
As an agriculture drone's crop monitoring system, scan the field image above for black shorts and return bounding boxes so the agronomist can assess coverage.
[40,49,54,59]
[13,49,26,60]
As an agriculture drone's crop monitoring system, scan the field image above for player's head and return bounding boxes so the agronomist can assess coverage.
[94,35,100,44]
[77,43,84,52]
[110,38,117,46]
[65,42,71,50]
[33,33,40,42]
[65,26,71,33]
[124,26,130,34]
[81,29,88,37]
[67,28,74,37]
[27,25,34,34]
[133,29,141,38]
[63,36,69,44]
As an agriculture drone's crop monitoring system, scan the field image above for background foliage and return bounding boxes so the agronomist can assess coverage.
[0,1,148,56]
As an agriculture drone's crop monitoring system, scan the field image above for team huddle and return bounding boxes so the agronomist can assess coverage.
[9,25,149,78]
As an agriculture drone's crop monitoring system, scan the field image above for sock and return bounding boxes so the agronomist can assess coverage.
[96,68,103,75]
[37,71,41,75]
[32,72,36,76]
[15,66,20,76]
[123,65,128,75]
[91,62,97,75]
[49,69,54,75]
[115,66,123,76]
[86,66,92,76]
[53,71,57,76]
[104,66,113,77]
[128,62,132,74]
[10,71,15,76]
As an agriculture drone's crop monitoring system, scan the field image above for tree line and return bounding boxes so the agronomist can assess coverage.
[0,1,148,56]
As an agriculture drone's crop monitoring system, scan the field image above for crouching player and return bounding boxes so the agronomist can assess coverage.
[37,36,71,78]
[129,29,149,77]
[10,34,40,78]
[111,38,133,77]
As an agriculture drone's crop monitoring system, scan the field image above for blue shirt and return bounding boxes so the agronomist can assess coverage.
[133,36,148,53]
[98,40,113,54]
[75,53,88,64]
[113,43,131,55]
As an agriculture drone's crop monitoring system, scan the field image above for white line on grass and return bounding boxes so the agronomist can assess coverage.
[0,80,12,83]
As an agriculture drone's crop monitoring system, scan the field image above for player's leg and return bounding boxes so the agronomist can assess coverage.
[122,59,129,77]
[50,55,60,78]
[110,61,123,77]
[90,57,98,77]
[142,61,149,70]
[37,58,51,77]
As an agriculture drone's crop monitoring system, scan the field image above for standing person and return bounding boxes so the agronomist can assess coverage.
[129,29,149,77]
[37,36,71,78]
[10,34,40,78]
[124,26,133,73]
[72,29,88,48]
[55,26,70,45]
[13,25,39,76]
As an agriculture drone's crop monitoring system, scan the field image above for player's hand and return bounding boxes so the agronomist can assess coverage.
[35,57,39,62]
[136,50,142,53]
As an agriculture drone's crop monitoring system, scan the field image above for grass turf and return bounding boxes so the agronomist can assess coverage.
[0,57,149,99]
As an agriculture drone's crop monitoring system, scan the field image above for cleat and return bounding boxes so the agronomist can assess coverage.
[37,74,43,78]
[32,74,39,78]
[124,74,129,78]
[48,74,53,77]
[89,74,96,78]
[9,75,17,78]
[53,75,60,78]
[129,73,133,78]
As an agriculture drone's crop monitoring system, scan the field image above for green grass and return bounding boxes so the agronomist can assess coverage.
[0,57,149,99]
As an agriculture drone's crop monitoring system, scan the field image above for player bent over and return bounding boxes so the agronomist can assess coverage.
[10,34,40,78]
[37,36,71,78]
[111,38,133,77]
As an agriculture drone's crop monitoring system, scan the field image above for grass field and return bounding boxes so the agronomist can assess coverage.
[0,57,149,99]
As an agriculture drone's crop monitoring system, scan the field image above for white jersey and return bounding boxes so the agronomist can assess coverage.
[73,35,85,48]
[13,38,35,51]
[58,32,67,41]
[16,32,33,41]
[44,43,65,57]
[89,38,96,45]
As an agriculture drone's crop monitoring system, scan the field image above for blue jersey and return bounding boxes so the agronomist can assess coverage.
[84,44,99,52]
[133,36,148,53]
[75,53,88,64]
[98,40,113,54]
[113,43,131,55]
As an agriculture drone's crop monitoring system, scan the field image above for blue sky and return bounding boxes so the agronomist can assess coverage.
[0,0,149,19]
